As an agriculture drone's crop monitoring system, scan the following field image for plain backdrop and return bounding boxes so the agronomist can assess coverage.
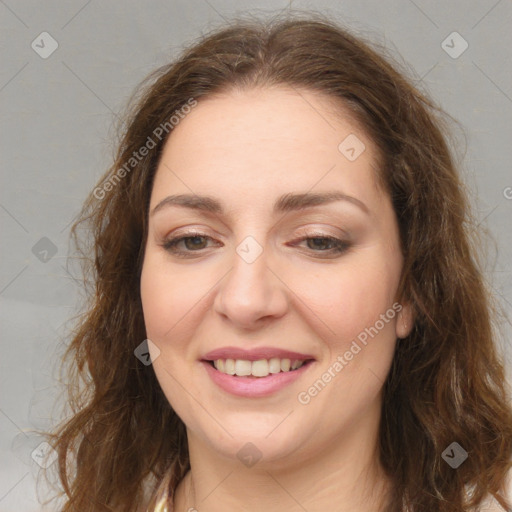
[1,1,511,510]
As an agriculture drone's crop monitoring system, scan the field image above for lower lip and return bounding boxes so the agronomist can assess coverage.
[201,360,315,398]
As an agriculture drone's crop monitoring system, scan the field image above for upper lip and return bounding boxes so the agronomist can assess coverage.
[202,346,316,362]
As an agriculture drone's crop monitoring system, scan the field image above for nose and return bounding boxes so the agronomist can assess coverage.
[213,237,289,330]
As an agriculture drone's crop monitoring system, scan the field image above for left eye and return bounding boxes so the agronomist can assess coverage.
[297,236,336,251]
[292,235,351,256]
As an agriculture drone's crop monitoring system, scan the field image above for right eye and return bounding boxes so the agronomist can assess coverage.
[162,232,221,257]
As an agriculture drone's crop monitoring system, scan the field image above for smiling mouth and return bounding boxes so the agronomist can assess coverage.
[203,358,315,378]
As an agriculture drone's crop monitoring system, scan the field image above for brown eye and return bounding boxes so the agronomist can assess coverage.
[181,236,209,250]
[306,237,339,251]
[161,232,351,259]
[162,233,220,257]
[291,233,352,258]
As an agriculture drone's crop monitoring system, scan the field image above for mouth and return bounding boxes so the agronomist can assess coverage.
[201,356,316,398]
[199,347,317,397]
[202,357,316,378]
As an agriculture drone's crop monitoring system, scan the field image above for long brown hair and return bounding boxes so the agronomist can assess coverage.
[42,11,512,512]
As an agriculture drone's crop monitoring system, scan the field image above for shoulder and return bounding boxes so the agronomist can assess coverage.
[143,469,173,512]
[474,468,512,512]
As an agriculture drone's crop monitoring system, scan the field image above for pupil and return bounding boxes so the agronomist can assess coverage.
[309,237,329,250]
[187,236,205,249]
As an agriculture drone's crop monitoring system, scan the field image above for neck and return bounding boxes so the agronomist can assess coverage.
[173,403,392,512]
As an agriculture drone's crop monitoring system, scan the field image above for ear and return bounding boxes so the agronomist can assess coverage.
[395,301,414,339]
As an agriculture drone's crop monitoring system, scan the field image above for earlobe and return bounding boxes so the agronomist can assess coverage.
[396,302,414,339]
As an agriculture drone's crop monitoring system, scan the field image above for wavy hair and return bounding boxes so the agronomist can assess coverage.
[42,11,512,512]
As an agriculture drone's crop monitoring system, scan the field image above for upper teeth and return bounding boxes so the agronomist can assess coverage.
[213,358,307,377]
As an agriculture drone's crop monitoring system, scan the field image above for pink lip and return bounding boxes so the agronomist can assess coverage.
[202,346,315,362]
[201,360,315,398]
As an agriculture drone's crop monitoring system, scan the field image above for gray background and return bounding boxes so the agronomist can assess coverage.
[1,1,511,510]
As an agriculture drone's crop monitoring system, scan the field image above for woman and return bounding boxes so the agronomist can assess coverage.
[43,12,512,512]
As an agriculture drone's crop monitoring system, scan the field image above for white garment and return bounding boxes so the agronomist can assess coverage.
[147,466,512,511]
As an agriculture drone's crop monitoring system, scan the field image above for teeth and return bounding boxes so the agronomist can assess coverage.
[212,358,308,377]
[235,359,252,376]
[291,360,302,370]
[251,359,268,377]
[224,359,235,375]
[269,358,281,373]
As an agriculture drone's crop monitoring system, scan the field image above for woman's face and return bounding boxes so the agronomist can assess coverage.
[140,86,412,469]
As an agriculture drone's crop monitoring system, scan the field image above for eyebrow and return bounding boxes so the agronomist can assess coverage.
[150,191,369,217]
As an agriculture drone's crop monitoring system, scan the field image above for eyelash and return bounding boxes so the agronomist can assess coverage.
[161,230,351,258]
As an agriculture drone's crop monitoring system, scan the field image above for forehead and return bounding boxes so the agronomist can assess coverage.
[150,86,384,215]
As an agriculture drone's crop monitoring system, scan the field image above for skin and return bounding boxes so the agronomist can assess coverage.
[140,86,413,512]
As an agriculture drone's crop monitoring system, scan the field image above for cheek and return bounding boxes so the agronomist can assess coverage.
[293,258,400,346]
[140,254,208,411]
[293,262,400,416]
[140,253,205,342]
